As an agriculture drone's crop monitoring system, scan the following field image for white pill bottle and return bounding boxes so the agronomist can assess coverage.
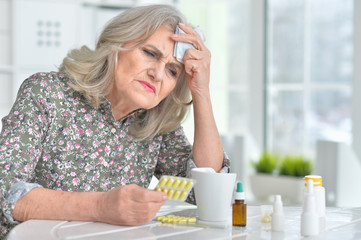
[303,175,326,231]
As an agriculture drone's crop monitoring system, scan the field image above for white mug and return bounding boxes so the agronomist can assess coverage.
[191,168,236,222]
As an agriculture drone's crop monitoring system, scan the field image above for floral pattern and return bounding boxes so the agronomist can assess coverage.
[0,72,230,239]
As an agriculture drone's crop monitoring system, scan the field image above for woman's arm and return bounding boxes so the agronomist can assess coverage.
[0,74,166,227]
[13,184,167,225]
[172,23,223,172]
[192,92,223,172]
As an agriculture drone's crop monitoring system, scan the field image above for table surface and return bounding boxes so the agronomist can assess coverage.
[7,201,361,240]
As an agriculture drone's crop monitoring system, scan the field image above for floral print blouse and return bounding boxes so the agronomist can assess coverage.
[0,72,230,238]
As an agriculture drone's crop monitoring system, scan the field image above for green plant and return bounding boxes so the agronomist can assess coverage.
[279,155,313,177]
[252,151,279,174]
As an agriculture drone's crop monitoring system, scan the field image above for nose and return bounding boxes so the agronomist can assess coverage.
[147,62,165,82]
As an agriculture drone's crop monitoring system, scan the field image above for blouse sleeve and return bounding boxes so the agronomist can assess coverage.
[0,74,49,226]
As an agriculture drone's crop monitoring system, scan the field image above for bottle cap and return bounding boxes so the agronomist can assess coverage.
[275,194,281,201]
[237,182,243,192]
[273,195,284,215]
[235,182,245,200]
[274,195,283,211]
[304,175,322,187]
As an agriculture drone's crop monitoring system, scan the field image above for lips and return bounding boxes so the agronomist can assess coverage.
[139,81,156,93]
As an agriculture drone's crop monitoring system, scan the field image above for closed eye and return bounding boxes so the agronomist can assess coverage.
[168,67,178,78]
[142,45,182,78]
[143,49,156,58]
[167,63,182,79]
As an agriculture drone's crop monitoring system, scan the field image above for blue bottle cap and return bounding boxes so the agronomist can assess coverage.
[235,182,245,200]
[237,182,243,192]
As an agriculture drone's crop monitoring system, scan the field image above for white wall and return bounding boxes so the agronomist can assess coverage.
[248,0,266,151]
[316,140,361,207]
[352,0,361,162]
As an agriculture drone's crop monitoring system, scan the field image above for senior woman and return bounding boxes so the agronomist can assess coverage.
[0,4,229,238]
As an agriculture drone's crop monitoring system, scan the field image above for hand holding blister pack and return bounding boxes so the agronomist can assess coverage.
[173,26,206,63]
[154,175,195,201]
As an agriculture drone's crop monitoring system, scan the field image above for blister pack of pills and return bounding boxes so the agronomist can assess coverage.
[154,175,195,201]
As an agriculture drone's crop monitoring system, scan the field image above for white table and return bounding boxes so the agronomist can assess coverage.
[7,201,361,240]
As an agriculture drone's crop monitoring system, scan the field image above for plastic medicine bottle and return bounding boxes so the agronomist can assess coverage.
[233,182,247,226]
[271,195,285,232]
[303,175,326,231]
[301,179,319,236]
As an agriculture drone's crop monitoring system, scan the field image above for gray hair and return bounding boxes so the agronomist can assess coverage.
[59,4,192,141]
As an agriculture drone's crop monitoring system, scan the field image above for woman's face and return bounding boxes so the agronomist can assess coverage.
[110,26,183,115]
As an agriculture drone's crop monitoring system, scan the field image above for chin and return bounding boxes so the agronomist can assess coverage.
[142,104,158,110]
[132,91,163,109]
[134,98,157,110]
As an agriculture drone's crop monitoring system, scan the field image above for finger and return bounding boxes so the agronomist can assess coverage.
[183,48,202,61]
[128,201,161,215]
[184,50,210,68]
[178,23,198,36]
[184,60,200,77]
[173,34,204,51]
[172,24,205,51]
[178,23,205,43]
[126,201,164,223]
[144,189,168,203]
[131,187,168,203]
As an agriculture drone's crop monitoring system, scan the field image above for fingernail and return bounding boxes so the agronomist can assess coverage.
[172,34,179,38]
[179,22,185,27]
[163,195,168,200]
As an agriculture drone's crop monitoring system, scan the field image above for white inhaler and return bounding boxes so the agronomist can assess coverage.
[303,175,326,231]
[301,179,319,236]
[271,195,285,232]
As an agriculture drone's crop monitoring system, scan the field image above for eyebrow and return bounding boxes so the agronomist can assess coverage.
[146,44,183,71]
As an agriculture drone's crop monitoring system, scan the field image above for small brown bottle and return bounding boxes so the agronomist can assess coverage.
[233,182,247,226]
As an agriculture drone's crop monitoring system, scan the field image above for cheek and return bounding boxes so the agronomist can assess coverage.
[116,51,143,75]
[163,80,177,96]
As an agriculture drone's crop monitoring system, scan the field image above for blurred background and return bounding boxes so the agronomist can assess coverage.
[0,0,360,207]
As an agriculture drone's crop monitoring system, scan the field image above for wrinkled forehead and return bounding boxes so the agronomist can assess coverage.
[128,23,177,49]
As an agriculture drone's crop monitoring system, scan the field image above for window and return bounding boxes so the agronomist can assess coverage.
[266,0,354,157]
[177,0,251,141]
